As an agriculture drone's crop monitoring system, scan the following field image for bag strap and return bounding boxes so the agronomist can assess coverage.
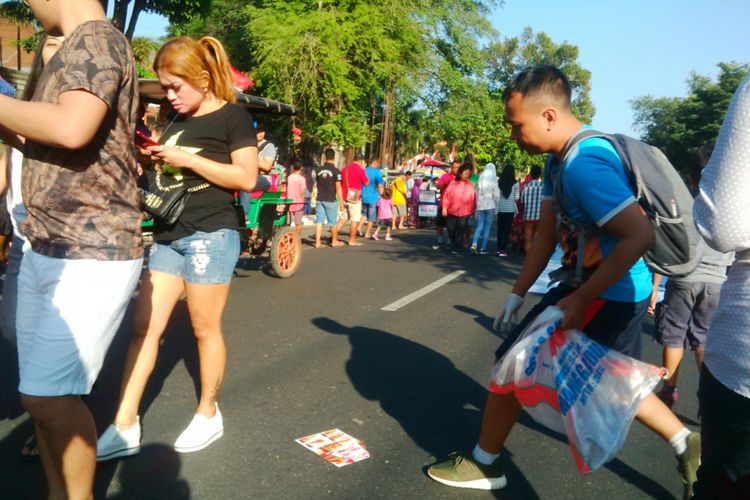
[156,113,210,194]
[552,129,608,286]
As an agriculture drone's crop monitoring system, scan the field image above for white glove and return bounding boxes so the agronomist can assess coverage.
[492,293,524,332]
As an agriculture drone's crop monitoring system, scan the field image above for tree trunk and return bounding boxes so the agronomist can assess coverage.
[111,0,129,32]
[379,89,395,168]
[125,0,146,40]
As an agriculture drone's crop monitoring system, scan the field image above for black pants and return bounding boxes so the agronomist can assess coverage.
[496,212,514,251]
[693,366,750,499]
[446,215,470,250]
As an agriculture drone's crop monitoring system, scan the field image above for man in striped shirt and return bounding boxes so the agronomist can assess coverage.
[520,165,543,254]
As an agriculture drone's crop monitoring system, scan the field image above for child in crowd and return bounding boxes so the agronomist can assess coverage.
[286,160,307,238]
[374,188,393,241]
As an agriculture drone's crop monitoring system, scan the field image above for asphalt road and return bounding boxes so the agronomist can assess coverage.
[0,227,700,499]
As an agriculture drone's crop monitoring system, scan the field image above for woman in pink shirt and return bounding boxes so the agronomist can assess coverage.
[442,164,476,254]
[286,161,307,237]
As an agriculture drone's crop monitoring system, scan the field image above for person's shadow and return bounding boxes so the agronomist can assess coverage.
[103,444,189,500]
[312,317,539,498]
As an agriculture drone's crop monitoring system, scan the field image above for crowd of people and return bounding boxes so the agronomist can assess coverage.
[0,3,748,500]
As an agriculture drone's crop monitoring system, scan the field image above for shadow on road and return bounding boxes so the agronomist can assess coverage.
[312,316,540,498]
[0,299,201,499]
[102,444,189,499]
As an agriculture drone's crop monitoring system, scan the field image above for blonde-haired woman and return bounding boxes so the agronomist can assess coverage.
[97,36,258,458]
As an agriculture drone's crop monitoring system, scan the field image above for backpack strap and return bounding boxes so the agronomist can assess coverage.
[552,129,608,286]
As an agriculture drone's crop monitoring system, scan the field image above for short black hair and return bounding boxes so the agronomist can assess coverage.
[354,152,366,161]
[255,122,266,133]
[503,65,572,109]
[456,164,472,180]
[324,148,336,161]
[530,165,542,180]
[369,155,380,163]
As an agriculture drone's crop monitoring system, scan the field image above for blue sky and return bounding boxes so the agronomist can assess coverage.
[132,0,750,136]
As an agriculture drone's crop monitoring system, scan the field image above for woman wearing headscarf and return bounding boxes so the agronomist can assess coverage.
[470,163,500,254]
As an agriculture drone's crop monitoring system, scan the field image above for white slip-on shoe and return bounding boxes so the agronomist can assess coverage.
[97,417,141,462]
[174,404,224,454]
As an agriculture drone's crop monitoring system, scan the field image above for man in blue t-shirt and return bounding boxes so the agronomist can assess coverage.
[428,65,700,499]
[358,156,384,239]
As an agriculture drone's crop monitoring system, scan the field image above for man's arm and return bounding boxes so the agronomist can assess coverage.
[0,91,107,149]
[557,202,654,329]
[511,199,558,296]
[335,181,344,209]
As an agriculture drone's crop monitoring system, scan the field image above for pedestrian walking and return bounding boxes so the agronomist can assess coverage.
[313,149,343,248]
[520,165,543,254]
[441,164,476,254]
[471,163,500,255]
[287,160,307,239]
[432,160,460,249]
[391,170,408,230]
[428,65,698,499]
[0,2,144,497]
[337,152,369,246]
[496,163,520,257]
[97,35,259,461]
[358,156,384,239]
[374,188,394,241]
[692,68,750,499]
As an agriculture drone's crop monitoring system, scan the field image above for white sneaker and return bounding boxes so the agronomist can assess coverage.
[97,418,141,462]
[174,405,224,453]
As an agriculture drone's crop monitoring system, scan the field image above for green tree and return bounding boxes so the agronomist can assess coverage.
[485,27,594,122]
[632,62,748,173]
[99,0,212,39]
[130,36,159,77]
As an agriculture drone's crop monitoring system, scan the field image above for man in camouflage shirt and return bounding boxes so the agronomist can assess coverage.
[0,1,143,497]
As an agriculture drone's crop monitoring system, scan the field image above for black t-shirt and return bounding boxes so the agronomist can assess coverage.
[314,163,341,202]
[154,103,256,241]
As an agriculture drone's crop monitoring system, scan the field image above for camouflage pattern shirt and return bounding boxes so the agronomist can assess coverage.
[21,20,143,261]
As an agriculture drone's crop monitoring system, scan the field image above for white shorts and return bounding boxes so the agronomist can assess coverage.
[339,201,362,223]
[16,251,142,396]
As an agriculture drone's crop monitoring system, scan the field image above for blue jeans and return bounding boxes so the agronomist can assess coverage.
[471,209,494,251]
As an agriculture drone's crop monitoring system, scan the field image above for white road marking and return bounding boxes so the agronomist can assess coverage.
[381,270,466,311]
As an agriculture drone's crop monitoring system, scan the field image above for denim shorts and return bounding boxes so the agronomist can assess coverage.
[315,201,339,227]
[149,229,240,284]
[362,203,378,223]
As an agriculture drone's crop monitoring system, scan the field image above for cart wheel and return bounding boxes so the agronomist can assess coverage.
[270,226,301,278]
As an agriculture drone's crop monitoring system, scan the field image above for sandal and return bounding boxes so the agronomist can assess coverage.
[20,432,40,461]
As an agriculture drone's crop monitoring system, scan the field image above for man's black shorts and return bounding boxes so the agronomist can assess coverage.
[495,283,647,360]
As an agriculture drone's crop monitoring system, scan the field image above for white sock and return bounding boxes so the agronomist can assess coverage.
[669,427,692,456]
[472,444,500,465]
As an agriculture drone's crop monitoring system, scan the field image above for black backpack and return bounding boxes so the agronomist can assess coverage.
[554,130,703,281]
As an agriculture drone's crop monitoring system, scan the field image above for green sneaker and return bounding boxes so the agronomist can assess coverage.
[427,452,507,490]
[677,432,701,500]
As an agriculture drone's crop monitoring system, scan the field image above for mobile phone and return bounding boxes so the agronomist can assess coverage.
[135,130,160,148]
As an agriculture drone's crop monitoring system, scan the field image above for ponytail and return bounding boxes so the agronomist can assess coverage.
[198,37,236,103]
[154,36,237,103]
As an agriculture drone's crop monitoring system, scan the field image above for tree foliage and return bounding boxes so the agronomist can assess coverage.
[632,62,748,173]
[99,0,211,39]
[173,3,595,171]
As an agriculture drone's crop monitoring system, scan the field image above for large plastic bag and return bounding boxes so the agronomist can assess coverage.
[490,306,664,474]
